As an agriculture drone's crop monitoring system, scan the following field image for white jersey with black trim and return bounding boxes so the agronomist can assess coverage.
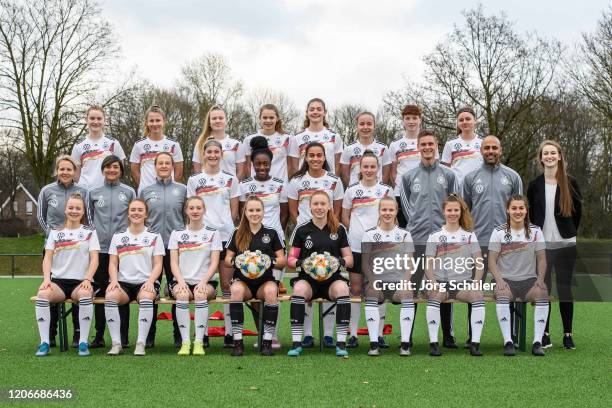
[425,226,480,282]
[71,135,126,190]
[288,128,343,173]
[108,228,165,284]
[342,181,393,252]
[340,140,391,185]
[192,135,245,177]
[129,136,184,193]
[45,225,100,280]
[242,132,290,181]
[239,176,288,240]
[488,224,546,281]
[388,135,439,196]
[186,170,240,242]
[441,135,483,181]
[167,225,223,285]
[287,171,344,225]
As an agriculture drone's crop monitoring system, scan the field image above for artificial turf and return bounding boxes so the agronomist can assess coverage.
[0,278,610,407]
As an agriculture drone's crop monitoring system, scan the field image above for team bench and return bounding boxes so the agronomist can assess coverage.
[30,296,534,353]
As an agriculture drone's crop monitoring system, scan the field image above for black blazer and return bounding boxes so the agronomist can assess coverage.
[527,174,582,238]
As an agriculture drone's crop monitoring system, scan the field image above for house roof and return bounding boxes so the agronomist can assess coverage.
[1,182,38,210]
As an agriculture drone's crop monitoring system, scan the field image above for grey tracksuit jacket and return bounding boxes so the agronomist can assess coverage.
[87,180,136,252]
[37,181,89,236]
[462,163,523,247]
[399,161,458,244]
[140,178,187,246]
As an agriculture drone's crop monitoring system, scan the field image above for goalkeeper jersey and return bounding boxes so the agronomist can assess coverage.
[226,226,283,284]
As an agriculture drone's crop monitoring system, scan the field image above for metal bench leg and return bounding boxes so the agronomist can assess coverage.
[511,302,527,352]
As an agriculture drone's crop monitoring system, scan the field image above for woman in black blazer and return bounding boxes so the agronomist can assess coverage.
[527,140,582,350]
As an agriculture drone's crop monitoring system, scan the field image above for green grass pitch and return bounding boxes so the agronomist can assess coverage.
[0,278,609,407]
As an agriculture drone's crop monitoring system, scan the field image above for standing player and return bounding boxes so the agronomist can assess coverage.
[87,155,136,348]
[288,98,343,177]
[225,196,286,356]
[489,195,549,356]
[130,105,184,193]
[361,197,415,356]
[287,142,344,346]
[34,194,100,356]
[243,104,291,181]
[399,130,457,347]
[187,138,240,347]
[168,196,222,356]
[461,135,522,345]
[527,141,582,349]
[193,106,245,180]
[287,191,353,357]
[105,199,165,356]
[341,151,392,348]
[339,111,391,187]
[389,105,431,227]
[37,155,89,348]
[424,194,486,357]
[239,136,288,348]
[141,152,187,348]
[71,106,126,190]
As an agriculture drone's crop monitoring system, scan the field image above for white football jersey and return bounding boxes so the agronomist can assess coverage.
[168,225,223,284]
[186,171,240,242]
[108,228,165,284]
[340,140,391,185]
[363,225,414,246]
[288,128,343,173]
[488,224,546,281]
[46,225,100,280]
[239,176,288,240]
[71,135,126,189]
[441,136,483,181]
[129,136,184,193]
[192,135,245,177]
[342,181,393,252]
[287,171,344,225]
[389,135,438,196]
[242,132,290,181]
[425,226,480,281]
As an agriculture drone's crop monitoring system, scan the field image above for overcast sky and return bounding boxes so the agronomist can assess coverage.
[101,0,609,110]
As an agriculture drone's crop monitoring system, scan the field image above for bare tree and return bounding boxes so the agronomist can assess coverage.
[383,5,563,173]
[329,104,367,145]
[0,0,121,188]
[245,89,300,134]
[0,131,30,219]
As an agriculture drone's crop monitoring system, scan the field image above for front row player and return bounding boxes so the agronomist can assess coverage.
[225,196,286,356]
[361,197,416,356]
[35,194,100,356]
[489,195,549,356]
[105,199,165,356]
[287,191,354,357]
[424,194,486,357]
[169,196,222,356]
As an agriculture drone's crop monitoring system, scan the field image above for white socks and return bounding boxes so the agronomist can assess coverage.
[137,299,154,344]
[194,300,209,342]
[176,300,190,342]
[470,301,485,343]
[426,300,441,343]
[364,300,379,343]
[399,300,415,343]
[78,297,93,344]
[496,297,512,344]
[105,300,121,344]
[35,298,50,344]
[534,300,549,344]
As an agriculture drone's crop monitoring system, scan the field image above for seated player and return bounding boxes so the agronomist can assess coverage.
[424,194,485,357]
[489,195,549,357]
[225,196,286,356]
[169,196,222,356]
[361,196,415,356]
[34,193,100,357]
[286,190,353,357]
[104,199,165,356]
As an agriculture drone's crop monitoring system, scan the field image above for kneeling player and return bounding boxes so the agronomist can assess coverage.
[105,199,165,356]
[425,194,485,357]
[287,191,354,357]
[169,196,221,356]
[489,195,549,356]
[35,194,100,356]
[362,196,415,356]
[225,196,286,356]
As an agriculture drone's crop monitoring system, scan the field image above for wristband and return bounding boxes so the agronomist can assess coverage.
[339,258,346,267]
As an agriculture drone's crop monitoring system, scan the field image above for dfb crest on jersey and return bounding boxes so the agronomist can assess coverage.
[412,183,421,193]
[268,185,276,193]
[322,180,331,189]
[143,144,151,152]
[142,237,150,246]
[355,189,364,197]
[118,192,127,202]
[329,233,338,240]
[77,231,84,240]
[436,175,446,185]
[163,142,169,150]
[172,188,181,196]
[500,176,510,185]
[461,234,467,242]
[475,142,481,149]
[475,184,484,194]
[49,198,58,208]
[181,233,189,241]
[322,134,329,142]
[395,232,402,241]
[262,234,271,244]
[275,136,282,145]
[103,141,109,149]
[121,236,129,244]
[372,147,379,155]
[375,188,383,197]
[224,142,231,150]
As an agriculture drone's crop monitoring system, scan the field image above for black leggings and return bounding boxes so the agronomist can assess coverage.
[544,245,577,334]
